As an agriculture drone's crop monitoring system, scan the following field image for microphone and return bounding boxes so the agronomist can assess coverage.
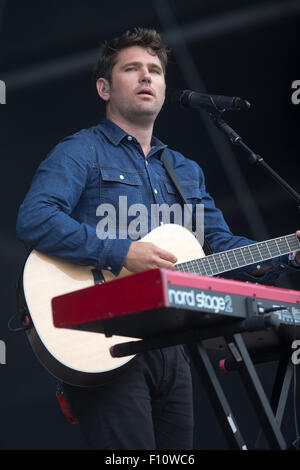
[171,89,251,113]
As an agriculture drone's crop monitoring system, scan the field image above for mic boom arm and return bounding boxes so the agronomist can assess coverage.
[211,113,300,209]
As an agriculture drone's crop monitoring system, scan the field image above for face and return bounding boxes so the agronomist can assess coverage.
[98,46,166,126]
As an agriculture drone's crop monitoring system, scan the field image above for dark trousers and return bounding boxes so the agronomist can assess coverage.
[63,346,194,450]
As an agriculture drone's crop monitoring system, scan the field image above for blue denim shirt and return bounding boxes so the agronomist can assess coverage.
[16,118,296,281]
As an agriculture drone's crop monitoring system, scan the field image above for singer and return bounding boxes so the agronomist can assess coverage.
[16,27,300,450]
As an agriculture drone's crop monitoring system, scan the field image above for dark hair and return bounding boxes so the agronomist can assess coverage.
[93,27,169,83]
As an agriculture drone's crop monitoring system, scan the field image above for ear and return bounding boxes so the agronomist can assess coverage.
[96,78,110,101]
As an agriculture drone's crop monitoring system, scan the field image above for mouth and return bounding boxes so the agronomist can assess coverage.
[137,88,154,97]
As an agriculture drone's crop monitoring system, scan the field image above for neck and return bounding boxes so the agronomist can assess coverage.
[106,112,153,157]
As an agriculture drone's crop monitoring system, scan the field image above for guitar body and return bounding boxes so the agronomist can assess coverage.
[22,224,205,387]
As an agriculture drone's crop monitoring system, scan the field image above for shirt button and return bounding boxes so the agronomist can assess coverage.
[120,175,124,180]
[145,160,148,165]
[127,135,132,141]
[154,189,158,194]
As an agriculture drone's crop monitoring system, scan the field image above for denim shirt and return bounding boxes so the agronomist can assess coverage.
[16,118,296,281]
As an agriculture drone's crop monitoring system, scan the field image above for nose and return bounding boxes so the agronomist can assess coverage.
[139,66,151,83]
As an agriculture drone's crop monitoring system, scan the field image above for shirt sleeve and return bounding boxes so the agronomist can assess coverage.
[195,163,298,283]
[16,137,131,275]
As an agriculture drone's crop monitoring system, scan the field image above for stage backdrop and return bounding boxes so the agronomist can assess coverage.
[0,0,299,450]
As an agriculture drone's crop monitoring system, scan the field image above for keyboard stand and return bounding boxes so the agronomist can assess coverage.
[187,339,248,450]
[110,317,294,450]
[220,332,289,450]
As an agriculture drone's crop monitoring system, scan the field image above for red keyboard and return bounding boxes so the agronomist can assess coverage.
[52,269,300,339]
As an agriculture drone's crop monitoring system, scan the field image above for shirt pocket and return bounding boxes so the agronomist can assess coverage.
[99,166,143,207]
[163,180,202,206]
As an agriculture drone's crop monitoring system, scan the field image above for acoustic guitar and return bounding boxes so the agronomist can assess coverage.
[20,224,299,386]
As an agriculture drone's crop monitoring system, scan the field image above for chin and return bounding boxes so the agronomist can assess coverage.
[131,107,157,118]
[138,103,162,115]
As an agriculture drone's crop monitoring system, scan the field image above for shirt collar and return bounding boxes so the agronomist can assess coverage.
[97,117,168,155]
[98,118,128,145]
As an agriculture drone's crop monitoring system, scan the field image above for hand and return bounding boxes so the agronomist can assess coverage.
[296,230,300,264]
[123,241,177,273]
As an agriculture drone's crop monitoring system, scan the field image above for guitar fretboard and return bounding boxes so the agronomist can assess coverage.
[175,234,300,276]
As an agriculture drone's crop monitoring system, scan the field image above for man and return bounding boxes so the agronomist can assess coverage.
[16,28,300,450]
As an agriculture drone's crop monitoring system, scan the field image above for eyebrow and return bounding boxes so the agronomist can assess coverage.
[122,61,163,72]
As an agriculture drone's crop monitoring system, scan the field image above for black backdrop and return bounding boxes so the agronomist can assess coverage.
[0,0,299,450]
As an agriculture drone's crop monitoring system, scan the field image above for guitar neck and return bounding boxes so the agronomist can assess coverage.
[175,233,300,276]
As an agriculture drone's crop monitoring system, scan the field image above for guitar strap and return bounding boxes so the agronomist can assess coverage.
[161,153,214,256]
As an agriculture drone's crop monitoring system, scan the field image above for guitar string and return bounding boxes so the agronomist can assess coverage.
[174,233,300,275]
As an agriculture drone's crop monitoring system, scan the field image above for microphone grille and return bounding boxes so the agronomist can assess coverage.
[168,90,190,107]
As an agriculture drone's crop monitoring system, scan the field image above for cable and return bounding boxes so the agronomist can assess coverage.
[7,312,28,333]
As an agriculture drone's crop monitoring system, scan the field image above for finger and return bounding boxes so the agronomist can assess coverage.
[154,247,177,264]
[153,257,175,270]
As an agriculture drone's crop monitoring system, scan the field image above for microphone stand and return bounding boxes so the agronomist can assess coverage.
[209,109,300,448]
[205,108,300,450]
[209,111,300,211]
